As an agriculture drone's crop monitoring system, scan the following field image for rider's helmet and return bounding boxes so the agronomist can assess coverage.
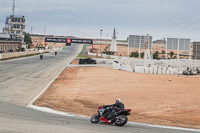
[115,98,121,103]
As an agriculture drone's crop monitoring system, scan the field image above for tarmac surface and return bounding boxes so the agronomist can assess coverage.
[0,44,199,133]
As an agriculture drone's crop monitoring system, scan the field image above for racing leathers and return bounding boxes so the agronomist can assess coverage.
[102,102,125,120]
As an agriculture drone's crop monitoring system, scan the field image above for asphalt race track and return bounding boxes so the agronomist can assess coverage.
[0,44,199,133]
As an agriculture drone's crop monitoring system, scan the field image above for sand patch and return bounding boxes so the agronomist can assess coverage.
[34,67,200,129]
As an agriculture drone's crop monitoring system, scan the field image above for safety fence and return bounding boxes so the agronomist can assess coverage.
[89,51,200,75]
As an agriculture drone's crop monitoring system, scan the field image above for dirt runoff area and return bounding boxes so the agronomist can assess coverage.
[34,67,200,129]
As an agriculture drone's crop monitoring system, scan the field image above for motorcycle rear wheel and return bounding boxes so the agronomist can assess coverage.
[114,115,128,126]
[91,113,100,123]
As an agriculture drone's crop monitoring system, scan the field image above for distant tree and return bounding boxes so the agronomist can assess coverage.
[169,51,174,58]
[153,51,159,59]
[24,33,32,49]
[141,52,144,58]
[107,51,114,55]
[161,50,165,54]
[130,51,139,57]
[102,50,114,55]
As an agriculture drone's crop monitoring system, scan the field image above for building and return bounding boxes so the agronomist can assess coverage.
[0,32,23,53]
[192,42,200,60]
[0,40,21,53]
[0,33,11,39]
[3,15,25,42]
[92,39,127,45]
[0,1,26,52]
[152,39,166,52]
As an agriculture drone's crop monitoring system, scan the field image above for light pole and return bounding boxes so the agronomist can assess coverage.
[100,29,103,54]
[195,42,197,68]
[44,26,46,48]
[128,36,130,57]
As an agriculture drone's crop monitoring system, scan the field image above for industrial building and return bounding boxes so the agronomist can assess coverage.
[152,39,166,51]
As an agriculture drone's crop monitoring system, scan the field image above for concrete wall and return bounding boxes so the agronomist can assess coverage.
[0,41,21,52]
[0,50,47,60]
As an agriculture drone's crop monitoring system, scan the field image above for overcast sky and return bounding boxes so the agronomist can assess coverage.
[1,0,200,40]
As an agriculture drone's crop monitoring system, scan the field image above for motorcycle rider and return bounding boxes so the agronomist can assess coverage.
[40,53,43,60]
[102,98,124,120]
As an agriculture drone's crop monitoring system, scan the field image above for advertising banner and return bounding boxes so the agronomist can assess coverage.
[71,39,93,44]
[45,38,67,43]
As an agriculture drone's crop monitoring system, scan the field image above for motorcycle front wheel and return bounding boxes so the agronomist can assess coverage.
[90,113,100,123]
[114,115,128,126]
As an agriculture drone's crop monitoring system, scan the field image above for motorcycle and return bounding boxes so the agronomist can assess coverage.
[40,54,43,60]
[90,105,131,126]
